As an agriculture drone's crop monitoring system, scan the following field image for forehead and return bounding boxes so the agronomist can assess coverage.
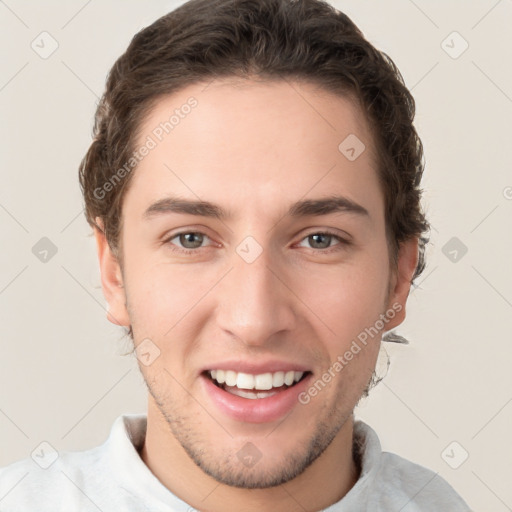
[125,78,383,222]
[138,78,375,163]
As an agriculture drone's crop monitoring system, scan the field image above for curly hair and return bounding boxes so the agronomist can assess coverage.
[79,0,430,343]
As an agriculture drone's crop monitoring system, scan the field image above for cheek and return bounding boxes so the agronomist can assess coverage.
[123,248,223,345]
[127,267,199,335]
[305,253,390,346]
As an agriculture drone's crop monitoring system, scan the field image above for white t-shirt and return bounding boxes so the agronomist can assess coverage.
[0,414,471,511]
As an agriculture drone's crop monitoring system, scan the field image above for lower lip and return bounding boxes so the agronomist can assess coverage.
[201,372,313,424]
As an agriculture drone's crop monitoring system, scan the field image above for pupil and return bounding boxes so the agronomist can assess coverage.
[181,232,203,248]
[310,234,330,249]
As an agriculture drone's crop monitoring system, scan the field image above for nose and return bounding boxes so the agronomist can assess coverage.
[215,244,297,347]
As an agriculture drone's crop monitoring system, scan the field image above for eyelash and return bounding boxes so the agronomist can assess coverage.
[163,230,351,255]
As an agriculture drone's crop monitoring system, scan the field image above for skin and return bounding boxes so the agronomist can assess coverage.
[94,78,418,512]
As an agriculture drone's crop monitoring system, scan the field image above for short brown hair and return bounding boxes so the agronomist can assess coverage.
[79,0,430,342]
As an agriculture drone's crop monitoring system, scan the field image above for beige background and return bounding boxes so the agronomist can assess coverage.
[1,1,511,510]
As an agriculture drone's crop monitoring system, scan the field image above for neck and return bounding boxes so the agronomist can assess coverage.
[140,399,359,512]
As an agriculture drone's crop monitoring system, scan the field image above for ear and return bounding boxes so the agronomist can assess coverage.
[94,217,130,326]
[383,237,419,330]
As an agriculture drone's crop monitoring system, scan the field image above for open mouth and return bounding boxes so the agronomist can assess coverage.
[202,370,312,400]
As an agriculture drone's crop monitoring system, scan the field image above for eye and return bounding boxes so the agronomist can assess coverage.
[164,231,213,254]
[297,231,350,253]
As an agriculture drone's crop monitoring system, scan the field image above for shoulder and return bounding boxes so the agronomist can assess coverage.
[375,451,471,511]
[0,443,108,511]
[0,414,147,512]
[350,420,472,511]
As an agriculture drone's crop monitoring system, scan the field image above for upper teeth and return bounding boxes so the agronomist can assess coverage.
[209,370,304,390]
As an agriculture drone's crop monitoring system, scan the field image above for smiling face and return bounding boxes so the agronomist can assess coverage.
[95,78,418,491]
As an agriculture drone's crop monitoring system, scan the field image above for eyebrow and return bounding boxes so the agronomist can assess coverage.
[142,194,370,220]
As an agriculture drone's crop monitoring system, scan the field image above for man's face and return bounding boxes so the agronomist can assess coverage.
[98,79,415,488]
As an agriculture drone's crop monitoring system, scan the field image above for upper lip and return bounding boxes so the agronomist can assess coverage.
[200,360,312,375]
